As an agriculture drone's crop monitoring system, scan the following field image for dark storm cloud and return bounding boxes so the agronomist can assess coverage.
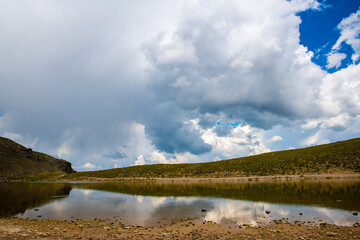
[146,124,212,155]
[141,1,326,133]
[140,102,212,155]
[0,0,187,168]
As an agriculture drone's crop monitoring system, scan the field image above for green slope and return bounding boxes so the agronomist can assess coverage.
[62,138,360,180]
[0,137,74,180]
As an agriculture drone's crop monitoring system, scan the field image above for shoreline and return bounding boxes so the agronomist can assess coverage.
[2,173,360,239]
[117,173,360,183]
[33,172,360,183]
[1,217,359,239]
[3,172,360,184]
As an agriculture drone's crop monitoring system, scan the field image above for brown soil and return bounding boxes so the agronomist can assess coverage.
[1,218,360,240]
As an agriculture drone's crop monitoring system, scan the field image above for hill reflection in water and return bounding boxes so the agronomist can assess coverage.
[76,180,360,211]
[1,180,359,227]
[0,182,71,217]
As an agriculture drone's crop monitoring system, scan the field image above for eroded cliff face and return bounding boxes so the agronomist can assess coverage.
[0,137,74,179]
[54,159,74,174]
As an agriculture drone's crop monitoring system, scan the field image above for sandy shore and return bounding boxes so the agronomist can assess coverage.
[1,218,360,240]
[65,172,360,183]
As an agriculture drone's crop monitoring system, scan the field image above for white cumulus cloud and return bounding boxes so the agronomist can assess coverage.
[269,136,284,142]
[302,132,329,146]
[326,52,346,69]
[331,9,360,62]
[133,155,146,166]
[79,162,102,170]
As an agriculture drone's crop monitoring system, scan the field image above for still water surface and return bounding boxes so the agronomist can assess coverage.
[0,180,359,227]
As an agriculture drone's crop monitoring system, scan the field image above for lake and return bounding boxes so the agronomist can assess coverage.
[1,180,359,228]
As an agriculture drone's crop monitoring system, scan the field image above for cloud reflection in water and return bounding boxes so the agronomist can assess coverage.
[16,188,359,227]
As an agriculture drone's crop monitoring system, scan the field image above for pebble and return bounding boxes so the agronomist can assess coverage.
[319,223,327,227]
[327,232,338,237]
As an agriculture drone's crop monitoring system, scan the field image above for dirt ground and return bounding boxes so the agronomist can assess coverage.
[1,218,360,240]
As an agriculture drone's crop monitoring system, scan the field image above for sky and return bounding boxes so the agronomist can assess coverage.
[0,0,360,171]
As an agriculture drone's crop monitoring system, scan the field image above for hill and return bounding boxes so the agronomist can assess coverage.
[53,138,360,180]
[10,138,360,181]
[0,137,74,180]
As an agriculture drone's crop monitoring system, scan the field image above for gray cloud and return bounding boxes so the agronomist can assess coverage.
[0,0,359,169]
[140,102,212,155]
[142,0,325,130]
[0,0,188,168]
[103,151,127,159]
[213,125,233,137]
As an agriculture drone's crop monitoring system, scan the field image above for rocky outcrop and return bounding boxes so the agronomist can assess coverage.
[52,159,74,174]
[0,137,75,180]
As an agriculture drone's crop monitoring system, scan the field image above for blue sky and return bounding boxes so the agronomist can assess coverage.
[0,0,359,170]
[299,0,360,72]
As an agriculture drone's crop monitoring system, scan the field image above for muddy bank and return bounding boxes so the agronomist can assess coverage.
[1,218,360,240]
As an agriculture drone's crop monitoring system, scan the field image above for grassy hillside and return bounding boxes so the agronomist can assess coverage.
[55,138,360,180]
[0,137,74,180]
